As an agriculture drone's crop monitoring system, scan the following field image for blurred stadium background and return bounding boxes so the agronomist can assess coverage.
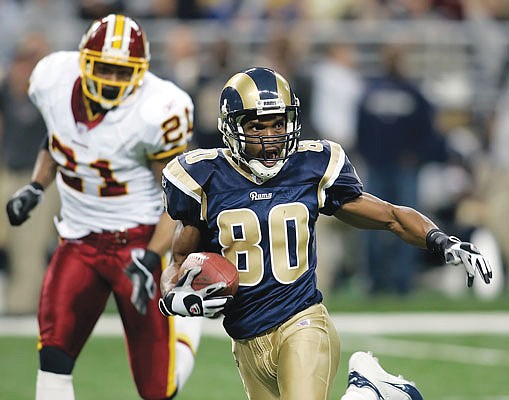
[1,0,509,399]
[1,0,509,304]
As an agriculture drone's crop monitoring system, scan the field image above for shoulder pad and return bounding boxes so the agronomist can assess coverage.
[30,51,79,93]
[138,73,194,128]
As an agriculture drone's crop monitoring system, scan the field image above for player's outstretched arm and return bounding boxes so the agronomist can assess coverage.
[335,192,492,286]
[426,229,492,287]
[334,192,435,247]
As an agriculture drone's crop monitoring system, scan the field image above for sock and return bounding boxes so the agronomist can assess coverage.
[36,370,75,400]
[174,315,202,390]
[175,341,195,389]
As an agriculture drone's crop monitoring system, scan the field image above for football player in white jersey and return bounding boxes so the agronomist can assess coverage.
[6,14,200,400]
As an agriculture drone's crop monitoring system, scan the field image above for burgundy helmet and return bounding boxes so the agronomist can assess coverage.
[79,14,150,108]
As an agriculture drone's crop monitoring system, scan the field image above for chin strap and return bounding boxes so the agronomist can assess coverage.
[246,159,285,183]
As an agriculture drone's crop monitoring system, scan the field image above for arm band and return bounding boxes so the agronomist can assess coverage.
[30,182,44,192]
[141,249,162,272]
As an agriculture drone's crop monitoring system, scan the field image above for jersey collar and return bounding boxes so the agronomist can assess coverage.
[71,78,106,130]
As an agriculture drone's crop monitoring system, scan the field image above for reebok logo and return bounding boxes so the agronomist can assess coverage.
[250,191,273,201]
[190,303,202,316]
[184,294,203,316]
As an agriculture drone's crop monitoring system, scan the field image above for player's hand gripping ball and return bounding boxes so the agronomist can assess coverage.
[179,252,239,297]
[158,252,239,318]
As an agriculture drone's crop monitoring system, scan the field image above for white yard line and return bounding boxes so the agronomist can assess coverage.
[1,312,508,337]
[330,312,509,334]
[339,335,509,366]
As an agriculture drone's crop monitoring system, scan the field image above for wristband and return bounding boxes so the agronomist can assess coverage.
[30,182,44,192]
[142,249,162,272]
[425,229,449,255]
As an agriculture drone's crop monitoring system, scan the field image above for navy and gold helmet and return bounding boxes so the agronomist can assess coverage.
[218,67,301,181]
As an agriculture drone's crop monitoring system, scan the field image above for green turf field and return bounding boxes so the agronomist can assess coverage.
[323,287,509,313]
[2,331,509,400]
[2,290,508,399]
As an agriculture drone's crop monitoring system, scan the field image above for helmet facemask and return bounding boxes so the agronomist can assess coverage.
[78,14,150,109]
[80,50,148,109]
[219,79,301,182]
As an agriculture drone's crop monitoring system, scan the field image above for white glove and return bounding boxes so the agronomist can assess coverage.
[444,237,492,287]
[158,267,232,318]
[427,229,493,287]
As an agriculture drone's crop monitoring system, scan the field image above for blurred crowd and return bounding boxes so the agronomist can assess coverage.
[1,0,508,314]
[2,0,508,21]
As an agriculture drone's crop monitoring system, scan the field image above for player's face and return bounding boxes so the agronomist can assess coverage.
[241,114,287,167]
[92,62,134,101]
[93,62,134,82]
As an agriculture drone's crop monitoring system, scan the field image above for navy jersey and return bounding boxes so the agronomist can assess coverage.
[162,140,363,339]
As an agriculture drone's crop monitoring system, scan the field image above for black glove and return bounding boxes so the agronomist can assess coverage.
[6,182,44,226]
[159,267,233,318]
[426,229,493,287]
[125,248,160,315]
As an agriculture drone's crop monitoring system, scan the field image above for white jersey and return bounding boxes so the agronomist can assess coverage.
[29,51,193,239]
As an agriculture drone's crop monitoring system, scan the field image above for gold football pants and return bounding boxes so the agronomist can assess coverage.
[232,303,340,400]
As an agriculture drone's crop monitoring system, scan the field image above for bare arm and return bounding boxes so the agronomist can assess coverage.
[123,157,183,314]
[160,222,202,295]
[145,213,177,256]
[150,158,170,189]
[145,157,179,257]
[334,192,438,248]
[31,148,58,189]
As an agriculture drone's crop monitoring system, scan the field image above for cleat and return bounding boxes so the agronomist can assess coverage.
[345,351,423,400]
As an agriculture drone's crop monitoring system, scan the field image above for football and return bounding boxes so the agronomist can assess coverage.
[178,252,239,296]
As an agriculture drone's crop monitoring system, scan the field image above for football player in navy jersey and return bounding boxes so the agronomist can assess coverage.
[158,67,492,400]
